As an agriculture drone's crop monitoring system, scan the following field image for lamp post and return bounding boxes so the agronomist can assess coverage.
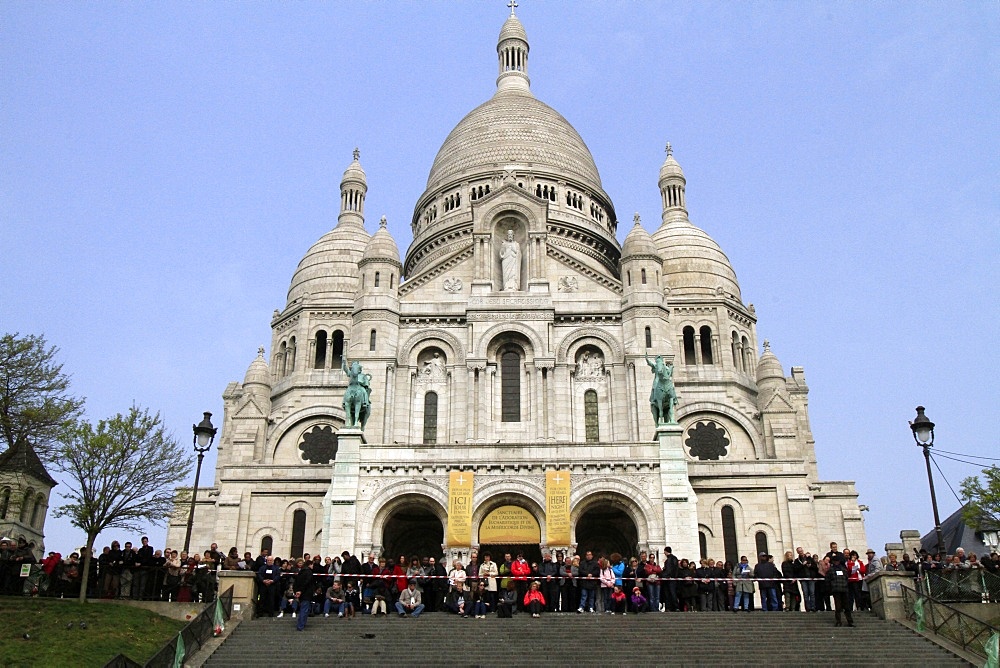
[910,406,944,556]
[183,412,217,554]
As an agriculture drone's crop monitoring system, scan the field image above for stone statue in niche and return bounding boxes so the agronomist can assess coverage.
[421,352,446,380]
[499,229,521,291]
[576,350,605,379]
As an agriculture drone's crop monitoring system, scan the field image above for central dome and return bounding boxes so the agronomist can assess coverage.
[425,91,604,192]
[423,12,603,195]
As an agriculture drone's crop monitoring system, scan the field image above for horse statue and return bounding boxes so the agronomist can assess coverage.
[645,353,678,425]
[341,358,371,430]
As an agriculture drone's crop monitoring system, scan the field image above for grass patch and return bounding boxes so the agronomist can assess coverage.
[0,596,187,667]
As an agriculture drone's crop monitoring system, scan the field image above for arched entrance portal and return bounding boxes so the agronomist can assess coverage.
[575,505,639,558]
[382,506,444,561]
[478,505,542,565]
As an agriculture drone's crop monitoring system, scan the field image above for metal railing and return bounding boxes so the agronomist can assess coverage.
[919,569,1000,603]
[900,581,999,661]
[139,585,234,668]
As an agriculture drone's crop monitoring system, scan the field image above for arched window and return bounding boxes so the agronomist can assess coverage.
[19,489,33,524]
[721,505,738,566]
[584,389,599,443]
[755,531,769,556]
[627,271,631,286]
[644,326,652,349]
[683,327,696,365]
[423,392,438,444]
[731,332,741,370]
[332,330,344,368]
[0,488,10,519]
[287,337,296,374]
[699,326,714,365]
[31,494,44,527]
[314,330,327,369]
[261,535,273,555]
[369,329,377,351]
[290,509,306,558]
[741,335,751,371]
[279,341,287,376]
[641,268,647,284]
[374,271,380,288]
[501,350,521,422]
[389,273,394,289]
[699,531,708,560]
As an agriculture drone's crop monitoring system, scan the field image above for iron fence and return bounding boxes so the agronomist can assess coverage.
[127,585,234,668]
[900,581,998,661]
[919,569,1000,604]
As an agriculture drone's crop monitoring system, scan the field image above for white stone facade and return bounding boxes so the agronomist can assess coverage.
[167,12,866,564]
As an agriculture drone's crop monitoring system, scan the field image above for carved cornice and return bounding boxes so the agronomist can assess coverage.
[399,244,474,296]
[546,244,622,294]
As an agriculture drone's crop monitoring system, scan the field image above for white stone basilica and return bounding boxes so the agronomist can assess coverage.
[167,12,866,564]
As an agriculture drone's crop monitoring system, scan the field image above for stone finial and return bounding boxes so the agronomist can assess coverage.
[633,212,641,225]
[379,215,387,229]
[257,346,265,357]
[763,339,771,352]
[508,0,518,15]
[665,142,673,157]
[352,147,360,161]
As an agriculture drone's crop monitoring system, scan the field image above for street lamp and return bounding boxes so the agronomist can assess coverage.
[909,406,944,556]
[183,412,217,554]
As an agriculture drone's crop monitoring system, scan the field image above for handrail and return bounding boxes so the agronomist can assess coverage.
[900,581,999,661]
[138,585,235,668]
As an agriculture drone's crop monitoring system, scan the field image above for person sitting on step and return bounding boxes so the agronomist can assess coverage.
[524,580,546,618]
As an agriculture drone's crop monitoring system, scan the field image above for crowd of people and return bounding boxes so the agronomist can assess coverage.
[4,532,998,631]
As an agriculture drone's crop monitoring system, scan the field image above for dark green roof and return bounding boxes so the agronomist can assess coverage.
[0,439,57,487]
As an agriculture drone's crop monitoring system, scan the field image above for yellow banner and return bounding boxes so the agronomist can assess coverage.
[446,470,474,547]
[480,506,540,544]
[546,470,571,545]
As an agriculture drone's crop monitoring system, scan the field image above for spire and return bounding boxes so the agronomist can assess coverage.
[658,141,687,223]
[496,8,530,94]
[339,148,368,229]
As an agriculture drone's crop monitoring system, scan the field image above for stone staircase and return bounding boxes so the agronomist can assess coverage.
[203,611,970,667]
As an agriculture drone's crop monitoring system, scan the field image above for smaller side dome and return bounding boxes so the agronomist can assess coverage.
[621,213,658,260]
[244,346,272,389]
[755,340,784,385]
[362,216,401,264]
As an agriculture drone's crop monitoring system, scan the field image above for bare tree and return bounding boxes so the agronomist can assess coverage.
[1,332,85,464]
[53,405,191,602]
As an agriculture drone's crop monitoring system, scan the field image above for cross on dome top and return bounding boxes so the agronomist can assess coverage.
[665,142,673,157]
[352,147,360,161]
[379,215,387,229]
[257,346,265,357]
[763,339,771,351]
[507,0,518,15]
[634,212,641,225]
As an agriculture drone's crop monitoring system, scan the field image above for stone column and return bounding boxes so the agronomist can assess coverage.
[657,424,699,559]
[322,428,364,556]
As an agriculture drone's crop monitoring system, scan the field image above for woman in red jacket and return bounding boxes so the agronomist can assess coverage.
[523,580,546,617]
[845,551,866,613]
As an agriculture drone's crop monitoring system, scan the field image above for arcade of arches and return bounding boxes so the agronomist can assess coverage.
[378,498,639,562]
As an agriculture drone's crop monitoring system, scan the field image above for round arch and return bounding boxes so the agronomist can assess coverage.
[677,401,762,457]
[396,328,466,367]
[361,480,449,549]
[474,322,545,359]
[556,326,624,363]
[269,410,343,464]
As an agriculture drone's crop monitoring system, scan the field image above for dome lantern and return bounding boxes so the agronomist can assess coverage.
[339,147,367,229]
[659,142,687,222]
[497,2,530,94]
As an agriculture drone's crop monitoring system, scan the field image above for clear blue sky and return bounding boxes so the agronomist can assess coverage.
[2,2,998,557]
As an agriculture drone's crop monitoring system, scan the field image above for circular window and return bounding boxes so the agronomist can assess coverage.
[685,421,730,461]
[299,425,339,464]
